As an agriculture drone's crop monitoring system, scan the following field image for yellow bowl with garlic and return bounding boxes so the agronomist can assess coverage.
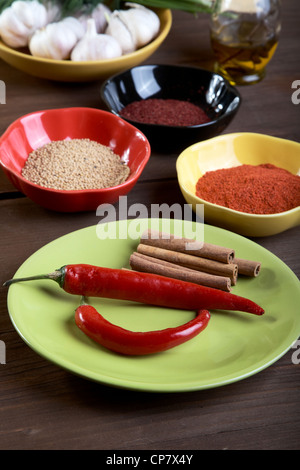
[0,8,172,82]
[176,133,300,237]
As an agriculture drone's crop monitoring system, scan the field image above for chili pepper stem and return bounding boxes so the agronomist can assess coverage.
[3,267,65,288]
[80,295,89,306]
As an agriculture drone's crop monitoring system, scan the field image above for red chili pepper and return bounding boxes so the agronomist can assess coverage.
[4,264,264,315]
[75,298,211,355]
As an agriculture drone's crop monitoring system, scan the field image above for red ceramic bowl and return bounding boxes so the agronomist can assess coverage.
[0,107,151,212]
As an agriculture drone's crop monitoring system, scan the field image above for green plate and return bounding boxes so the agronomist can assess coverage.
[6,219,300,392]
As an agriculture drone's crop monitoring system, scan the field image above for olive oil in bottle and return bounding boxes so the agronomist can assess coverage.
[210,0,281,86]
[210,33,279,85]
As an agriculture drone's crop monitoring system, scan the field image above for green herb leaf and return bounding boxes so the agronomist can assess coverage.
[0,0,215,16]
[0,0,15,11]
[129,0,215,14]
[0,1,118,15]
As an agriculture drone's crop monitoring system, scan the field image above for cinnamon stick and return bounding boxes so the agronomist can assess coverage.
[233,258,261,277]
[140,229,235,264]
[129,252,232,292]
[137,243,238,285]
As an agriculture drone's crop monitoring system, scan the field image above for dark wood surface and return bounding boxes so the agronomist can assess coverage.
[0,2,299,451]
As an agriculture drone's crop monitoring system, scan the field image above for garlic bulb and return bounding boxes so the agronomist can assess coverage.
[29,17,85,60]
[0,0,48,48]
[122,3,160,49]
[77,4,111,33]
[105,10,136,55]
[105,3,160,53]
[71,19,122,61]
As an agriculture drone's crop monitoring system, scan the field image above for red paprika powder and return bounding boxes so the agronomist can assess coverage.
[120,98,210,126]
[195,163,300,214]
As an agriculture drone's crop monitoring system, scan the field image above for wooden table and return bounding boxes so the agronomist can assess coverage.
[0,2,299,451]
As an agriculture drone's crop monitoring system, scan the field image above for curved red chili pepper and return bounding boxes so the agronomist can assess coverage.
[75,300,211,355]
[3,264,264,315]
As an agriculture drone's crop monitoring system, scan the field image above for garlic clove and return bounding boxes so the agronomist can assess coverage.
[105,11,136,54]
[71,18,122,61]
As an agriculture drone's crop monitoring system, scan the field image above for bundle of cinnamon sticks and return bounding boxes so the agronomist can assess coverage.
[129,229,261,292]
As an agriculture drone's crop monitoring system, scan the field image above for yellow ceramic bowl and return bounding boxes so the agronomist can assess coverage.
[176,133,300,237]
[0,9,171,82]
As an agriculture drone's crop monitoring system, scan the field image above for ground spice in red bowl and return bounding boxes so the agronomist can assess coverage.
[195,163,300,214]
[119,98,211,127]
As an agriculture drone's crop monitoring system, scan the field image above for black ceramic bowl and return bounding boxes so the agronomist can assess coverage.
[100,64,241,153]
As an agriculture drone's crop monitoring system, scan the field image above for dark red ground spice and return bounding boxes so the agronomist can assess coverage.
[195,163,300,214]
[120,98,210,126]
